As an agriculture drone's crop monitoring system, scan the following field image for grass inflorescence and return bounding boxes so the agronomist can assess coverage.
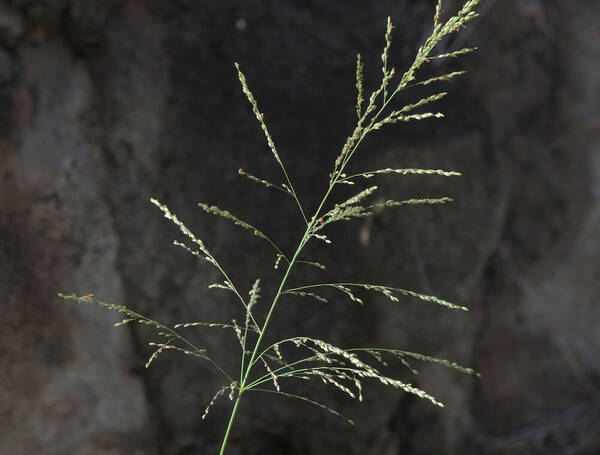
[59,1,483,453]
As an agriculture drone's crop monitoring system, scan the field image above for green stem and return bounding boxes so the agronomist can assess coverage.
[121,307,233,382]
[215,78,407,450]
[242,237,306,380]
[241,181,337,382]
[218,390,243,455]
[217,181,337,455]
[281,166,309,226]
[216,76,391,450]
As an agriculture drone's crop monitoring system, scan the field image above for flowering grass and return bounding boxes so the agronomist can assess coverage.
[59,1,483,453]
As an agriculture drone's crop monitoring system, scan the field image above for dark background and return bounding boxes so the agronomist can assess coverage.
[1,0,599,454]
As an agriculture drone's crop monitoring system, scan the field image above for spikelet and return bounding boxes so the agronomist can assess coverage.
[313,233,332,244]
[114,317,136,327]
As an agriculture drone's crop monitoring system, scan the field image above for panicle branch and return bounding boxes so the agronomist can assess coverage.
[198,202,289,263]
[203,383,239,420]
[235,63,309,224]
[238,168,290,195]
[284,290,329,303]
[338,167,461,183]
[58,293,232,381]
[355,54,364,118]
[146,341,208,367]
[430,47,478,60]
[235,63,282,166]
[248,337,447,408]
[329,0,481,182]
[284,283,468,311]
[174,321,259,334]
[368,197,454,209]
[246,278,261,330]
[250,388,355,425]
[151,198,212,259]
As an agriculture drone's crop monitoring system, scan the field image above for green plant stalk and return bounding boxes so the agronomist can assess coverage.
[217,49,421,449]
[218,390,243,455]
[59,4,483,452]
[217,181,338,454]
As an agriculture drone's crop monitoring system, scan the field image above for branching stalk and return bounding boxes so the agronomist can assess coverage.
[59,3,483,454]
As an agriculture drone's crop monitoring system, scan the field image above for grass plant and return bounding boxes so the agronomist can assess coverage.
[60,1,483,453]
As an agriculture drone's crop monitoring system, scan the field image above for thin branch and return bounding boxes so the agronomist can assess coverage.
[284,283,468,310]
[249,388,355,425]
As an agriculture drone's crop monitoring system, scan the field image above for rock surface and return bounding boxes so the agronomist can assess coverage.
[1,0,599,454]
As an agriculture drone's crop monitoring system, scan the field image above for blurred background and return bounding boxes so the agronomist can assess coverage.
[1,0,599,453]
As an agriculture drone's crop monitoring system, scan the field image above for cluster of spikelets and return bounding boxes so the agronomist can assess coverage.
[60,1,483,452]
